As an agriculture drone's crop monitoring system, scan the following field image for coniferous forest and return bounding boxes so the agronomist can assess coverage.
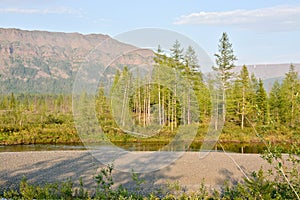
[0,33,299,152]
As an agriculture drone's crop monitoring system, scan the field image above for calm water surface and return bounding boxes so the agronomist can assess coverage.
[0,141,271,153]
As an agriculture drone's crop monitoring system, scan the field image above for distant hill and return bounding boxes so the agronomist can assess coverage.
[234,64,300,91]
[0,28,153,93]
[236,64,300,79]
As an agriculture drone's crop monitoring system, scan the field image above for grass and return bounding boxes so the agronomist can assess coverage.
[0,109,299,153]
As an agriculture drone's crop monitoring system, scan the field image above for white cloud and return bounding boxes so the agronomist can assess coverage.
[174,6,300,32]
[0,7,80,15]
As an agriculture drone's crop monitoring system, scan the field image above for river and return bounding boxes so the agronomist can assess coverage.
[0,141,270,153]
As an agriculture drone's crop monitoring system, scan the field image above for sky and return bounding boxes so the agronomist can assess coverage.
[1,0,300,67]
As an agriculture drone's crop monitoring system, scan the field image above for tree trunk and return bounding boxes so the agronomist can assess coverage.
[121,80,128,127]
[138,82,141,125]
[214,92,218,131]
[241,86,245,130]
[187,88,191,124]
[147,83,151,125]
[162,91,165,125]
[174,86,177,128]
[144,85,147,126]
[222,84,226,123]
[158,85,161,125]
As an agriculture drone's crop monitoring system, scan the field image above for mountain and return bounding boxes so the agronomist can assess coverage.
[0,28,299,94]
[0,28,154,93]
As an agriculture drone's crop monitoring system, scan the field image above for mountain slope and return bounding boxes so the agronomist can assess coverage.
[0,28,153,93]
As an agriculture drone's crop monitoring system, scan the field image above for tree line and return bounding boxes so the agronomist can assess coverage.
[0,32,299,145]
[95,32,300,144]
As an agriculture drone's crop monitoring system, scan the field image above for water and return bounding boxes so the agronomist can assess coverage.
[0,141,271,153]
[0,144,87,152]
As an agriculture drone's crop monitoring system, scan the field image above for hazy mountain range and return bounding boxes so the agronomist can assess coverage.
[0,28,298,93]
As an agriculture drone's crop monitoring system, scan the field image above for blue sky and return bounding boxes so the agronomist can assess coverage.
[1,0,300,66]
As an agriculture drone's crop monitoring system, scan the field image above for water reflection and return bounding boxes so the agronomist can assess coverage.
[0,141,278,154]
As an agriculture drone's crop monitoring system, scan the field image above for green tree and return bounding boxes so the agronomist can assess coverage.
[184,46,200,74]
[170,40,184,64]
[247,73,259,123]
[256,79,268,125]
[236,65,252,129]
[269,80,281,126]
[183,46,202,124]
[279,64,300,128]
[169,41,185,129]
[213,32,237,123]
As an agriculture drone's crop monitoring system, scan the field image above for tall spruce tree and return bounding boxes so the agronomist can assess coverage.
[237,65,252,129]
[213,32,237,123]
[183,46,200,124]
[185,46,200,73]
[256,79,268,124]
[170,40,184,64]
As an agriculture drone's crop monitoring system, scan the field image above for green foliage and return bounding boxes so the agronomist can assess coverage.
[1,31,300,200]
[0,94,80,145]
[261,143,300,199]
[213,32,237,88]
[0,38,300,149]
[213,32,237,123]
[269,80,281,126]
[227,65,253,129]
[170,40,184,64]
[94,164,115,198]
[131,169,146,196]
[256,79,268,124]
[279,65,300,128]
[3,177,75,200]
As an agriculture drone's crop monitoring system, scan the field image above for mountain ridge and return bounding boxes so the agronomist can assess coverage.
[0,28,154,93]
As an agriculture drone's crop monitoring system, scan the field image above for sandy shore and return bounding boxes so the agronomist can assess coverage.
[0,150,271,194]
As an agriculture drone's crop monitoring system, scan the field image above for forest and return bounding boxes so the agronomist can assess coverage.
[0,33,299,151]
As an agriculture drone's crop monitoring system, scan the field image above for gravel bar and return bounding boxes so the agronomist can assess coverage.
[0,151,270,194]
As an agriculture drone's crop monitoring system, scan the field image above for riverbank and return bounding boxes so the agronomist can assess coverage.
[0,151,271,194]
